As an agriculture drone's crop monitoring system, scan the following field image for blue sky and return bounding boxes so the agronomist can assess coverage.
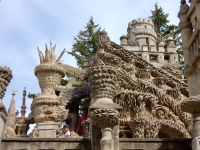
[0,0,181,126]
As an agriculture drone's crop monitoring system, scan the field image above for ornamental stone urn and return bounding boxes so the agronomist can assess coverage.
[87,59,117,104]
[87,59,121,150]
[31,42,66,138]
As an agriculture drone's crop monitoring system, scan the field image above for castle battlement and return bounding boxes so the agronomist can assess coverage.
[131,18,154,28]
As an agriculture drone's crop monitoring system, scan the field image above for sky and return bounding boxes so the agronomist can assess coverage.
[0,0,181,131]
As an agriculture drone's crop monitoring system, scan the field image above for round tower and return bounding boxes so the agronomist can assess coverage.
[130,18,157,51]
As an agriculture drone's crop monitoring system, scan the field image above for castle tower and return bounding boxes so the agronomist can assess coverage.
[120,18,179,68]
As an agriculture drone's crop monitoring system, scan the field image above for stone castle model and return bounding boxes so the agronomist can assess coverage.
[0,0,200,149]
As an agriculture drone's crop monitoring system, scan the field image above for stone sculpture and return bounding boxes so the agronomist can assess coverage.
[31,41,68,138]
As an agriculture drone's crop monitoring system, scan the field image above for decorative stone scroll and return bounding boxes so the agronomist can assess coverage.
[146,119,191,138]
[97,31,189,97]
[180,95,200,114]
[161,62,182,79]
[128,118,149,138]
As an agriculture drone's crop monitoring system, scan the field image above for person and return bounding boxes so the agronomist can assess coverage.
[63,124,70,138]
[76,107,88,138]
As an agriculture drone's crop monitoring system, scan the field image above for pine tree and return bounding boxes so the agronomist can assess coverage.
[149,3,184,70]
[68,17,101,68]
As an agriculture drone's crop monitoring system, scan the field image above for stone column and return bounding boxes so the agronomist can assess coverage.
[87,60,121,150]
[179,1,200,149]
[16,88,29,137]
[0,103,7,150]
[0,66,12,149]
[91,108,120,150]
[178,0,192,67]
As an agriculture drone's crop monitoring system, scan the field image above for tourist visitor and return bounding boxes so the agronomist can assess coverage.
[63,124,70,138]
[76,107,88,138]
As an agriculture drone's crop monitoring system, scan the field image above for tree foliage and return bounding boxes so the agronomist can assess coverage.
[149,3,184,70]
[68,17,101,68]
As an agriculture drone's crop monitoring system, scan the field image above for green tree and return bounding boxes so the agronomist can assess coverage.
[149,3,184,70]
[68,17,101,68]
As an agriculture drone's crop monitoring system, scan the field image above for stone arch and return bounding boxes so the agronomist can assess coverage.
[145,119,191,138]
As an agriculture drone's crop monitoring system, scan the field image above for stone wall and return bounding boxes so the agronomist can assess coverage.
[119,138,192,150]
[1,138,192,150]
[1,138,91,150]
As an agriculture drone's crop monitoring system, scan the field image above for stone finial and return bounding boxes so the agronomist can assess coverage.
[8,91,17,118]
[20,87,27,117]
[37,41,66,64]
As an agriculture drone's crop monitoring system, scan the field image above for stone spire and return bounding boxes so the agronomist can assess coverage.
[8,91,16,119]
[4,91,17,138]
[20,87,27,117]
[16,89,28,138]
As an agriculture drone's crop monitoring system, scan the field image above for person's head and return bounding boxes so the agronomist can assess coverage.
[81,107,88,116]
[63,124,69,132]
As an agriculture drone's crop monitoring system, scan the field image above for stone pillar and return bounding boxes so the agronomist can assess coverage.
[0,104,7,150]
[16,88,29,138]
[101,128,114,150]
[178,1,192,67]
[157,54,164,64]
[0,66,12,149]
[141,53,149,62]
[120,35,128,46]
[178,1,200,149]
[69,103,79,132]
[196,1,200,31]
[158,42,165,52]
[87,59,121,150]
[169,54,179,64]
[91,108,120,150]
[112,125,119,150]
[166,36,176,53]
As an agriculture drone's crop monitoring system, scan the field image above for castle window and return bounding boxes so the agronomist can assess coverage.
[164,55,170,63]
[150,55,157,62]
